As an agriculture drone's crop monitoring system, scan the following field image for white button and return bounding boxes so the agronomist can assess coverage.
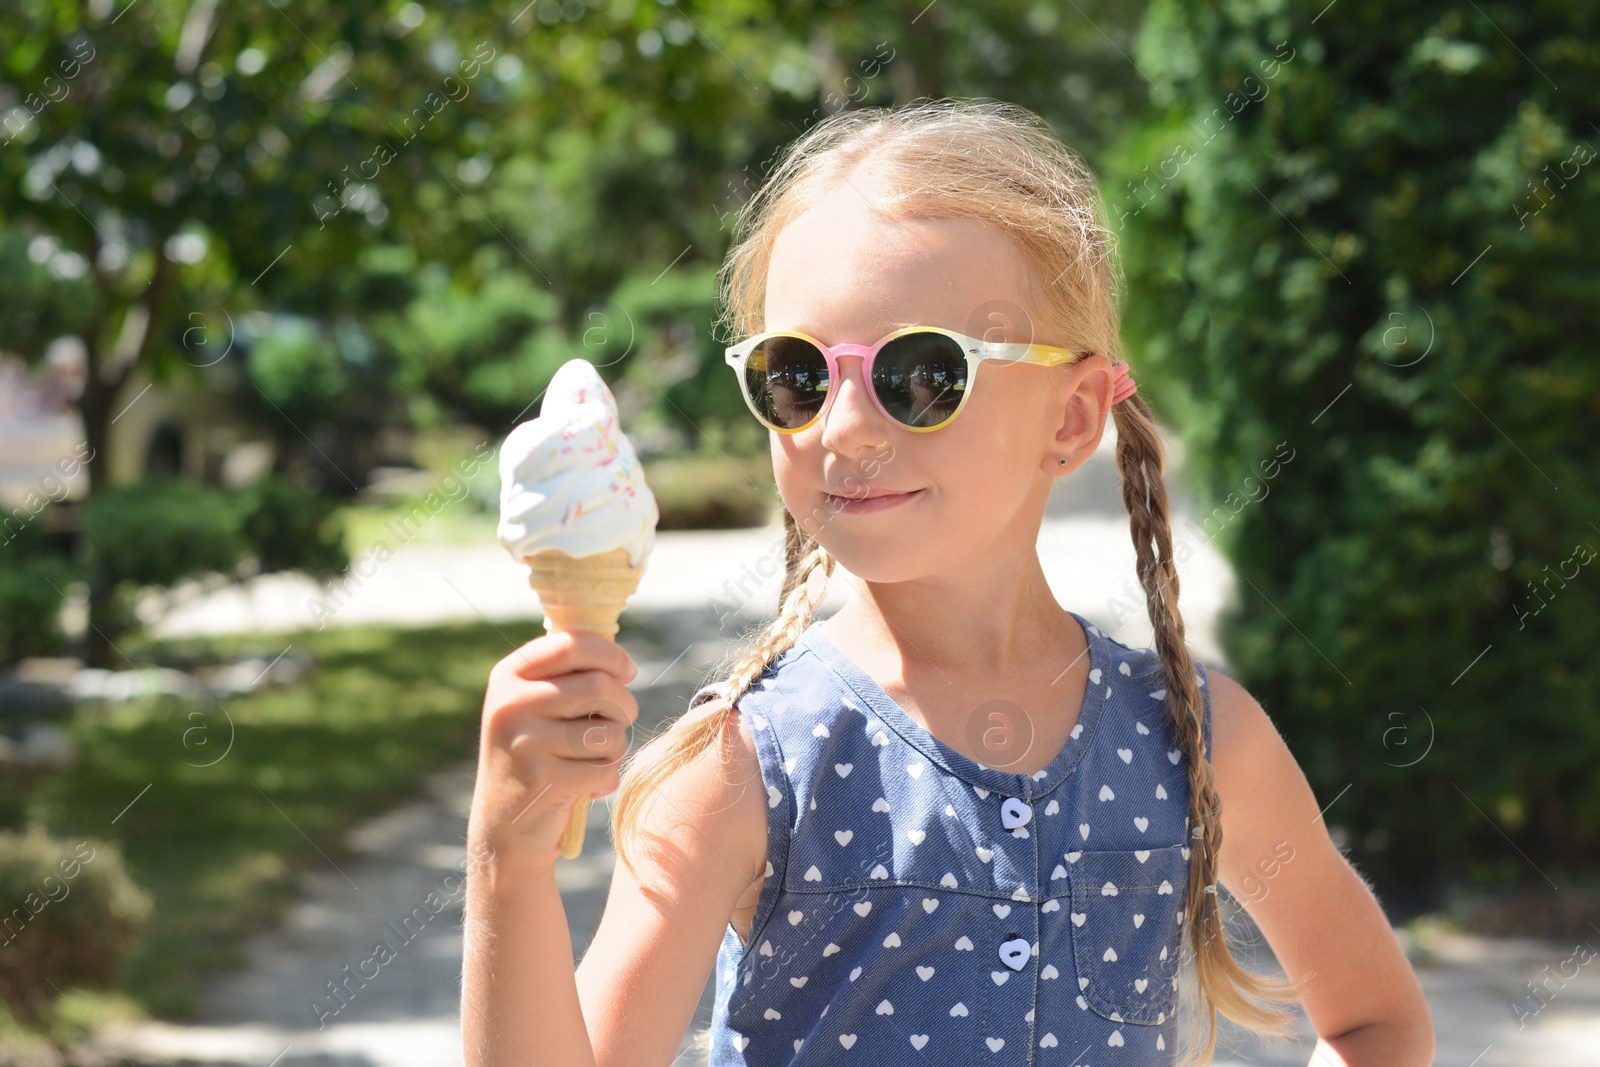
[998,937,1031,970]
[1000,797,1032,829]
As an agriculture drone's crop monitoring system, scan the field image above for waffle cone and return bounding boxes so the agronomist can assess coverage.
[525,546,642,640]
[524,546,646,859]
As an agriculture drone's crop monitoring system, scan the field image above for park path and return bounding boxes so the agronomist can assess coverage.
[97,428,1600,1065]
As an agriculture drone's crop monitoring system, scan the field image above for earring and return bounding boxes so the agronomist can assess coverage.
[1058,459,1066,466]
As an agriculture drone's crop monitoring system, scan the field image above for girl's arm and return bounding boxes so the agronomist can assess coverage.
[1207,671,1436,1067]
[574,698,770,1066]
[461,633,766,1067]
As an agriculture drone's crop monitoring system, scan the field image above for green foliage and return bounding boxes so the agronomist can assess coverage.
[245,318,349,428]
[78,478,349,653]
[83,481,243,591]
[0,526,75,664]
[644,452,775,529]
[0,828,153,1023]
[237,475,349,579]
[1112,0,1600,890]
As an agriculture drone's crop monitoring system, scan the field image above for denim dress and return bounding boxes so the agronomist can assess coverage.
[700,610,1212,1066]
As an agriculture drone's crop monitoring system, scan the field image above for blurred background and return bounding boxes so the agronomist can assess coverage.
[0,0,1596,1064]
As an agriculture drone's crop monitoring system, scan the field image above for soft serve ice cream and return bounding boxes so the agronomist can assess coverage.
[497,358,658,570]
[495,357,659,860]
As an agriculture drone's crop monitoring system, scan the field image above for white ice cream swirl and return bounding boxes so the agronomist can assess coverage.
[497,358,658,568]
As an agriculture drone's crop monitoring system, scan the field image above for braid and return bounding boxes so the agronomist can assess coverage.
[610,508,834,882]
[1112,395,1304,1065]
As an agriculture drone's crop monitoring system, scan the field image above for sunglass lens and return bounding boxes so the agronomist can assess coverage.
[746,335,830,430]
[873,331,969,428]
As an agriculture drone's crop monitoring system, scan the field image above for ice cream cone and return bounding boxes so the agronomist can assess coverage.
[525,546,644,858]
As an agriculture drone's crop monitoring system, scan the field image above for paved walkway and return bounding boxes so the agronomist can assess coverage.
[96,430,1600,1064]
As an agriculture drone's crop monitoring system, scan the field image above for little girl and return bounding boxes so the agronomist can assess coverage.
[463,99,1434,1067]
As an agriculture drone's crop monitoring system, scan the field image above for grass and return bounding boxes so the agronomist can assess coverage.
[15,618,552,1021]
[337,499,499,556]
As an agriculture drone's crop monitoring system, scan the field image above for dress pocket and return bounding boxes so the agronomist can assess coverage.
[1067,844,1186,1025]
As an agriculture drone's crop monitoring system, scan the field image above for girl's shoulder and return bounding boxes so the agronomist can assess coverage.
[1088,623,1215,750]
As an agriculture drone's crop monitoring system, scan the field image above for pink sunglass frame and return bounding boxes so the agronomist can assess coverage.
[724,325,1087,434]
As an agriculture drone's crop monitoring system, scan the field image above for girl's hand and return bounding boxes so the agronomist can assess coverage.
[469,630,639,874]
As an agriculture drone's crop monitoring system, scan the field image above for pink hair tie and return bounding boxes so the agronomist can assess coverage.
[1111,357,1138,405]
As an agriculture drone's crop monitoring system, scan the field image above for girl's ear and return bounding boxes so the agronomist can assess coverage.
[1044,357,1114,475]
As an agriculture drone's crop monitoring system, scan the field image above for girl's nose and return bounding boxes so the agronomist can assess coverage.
[818,353,888,450]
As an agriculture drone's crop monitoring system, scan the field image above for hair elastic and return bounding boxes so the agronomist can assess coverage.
[1111,358,1138,405]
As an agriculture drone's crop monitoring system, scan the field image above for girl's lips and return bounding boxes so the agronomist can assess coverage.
[824,488,924,513]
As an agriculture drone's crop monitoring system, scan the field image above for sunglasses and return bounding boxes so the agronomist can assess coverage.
[724,325,1082,434]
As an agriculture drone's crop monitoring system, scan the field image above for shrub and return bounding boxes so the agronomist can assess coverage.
[643,452,774,530]
[83,480,243,591]
[0,525,74,665]
[1112,1,1600,893]
[237,475,350,578]
[0,829,152,1023]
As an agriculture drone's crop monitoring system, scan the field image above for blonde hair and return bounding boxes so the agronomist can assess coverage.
[611,97,1305,1064]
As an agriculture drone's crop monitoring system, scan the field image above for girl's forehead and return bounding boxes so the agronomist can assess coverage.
[764,206,1031,340]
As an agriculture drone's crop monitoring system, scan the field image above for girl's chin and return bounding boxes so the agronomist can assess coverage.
[812,541,928,586]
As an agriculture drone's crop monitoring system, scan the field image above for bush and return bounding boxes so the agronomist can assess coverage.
[238,475,350,578]
[0,526,74,665]
[0,829,152,1023]
[1113,1,1600,893]
[643,452,774,530]
[83,480,243,591]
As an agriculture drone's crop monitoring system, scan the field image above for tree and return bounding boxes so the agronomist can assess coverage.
[1112,0,1600,895]
[0,0,512,663]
